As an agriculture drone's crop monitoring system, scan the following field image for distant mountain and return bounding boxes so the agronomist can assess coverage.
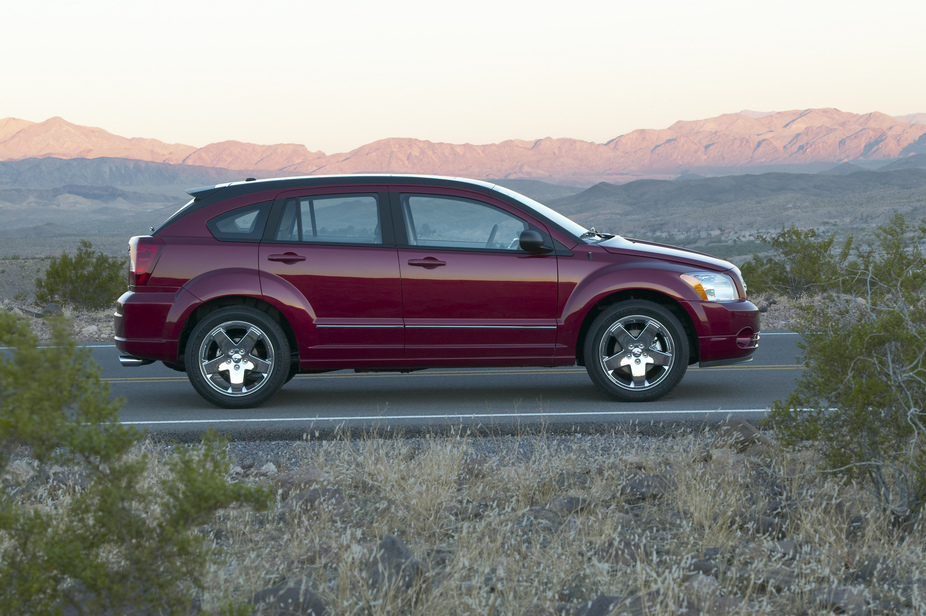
[2,109,925,183]
[897,113,926,125]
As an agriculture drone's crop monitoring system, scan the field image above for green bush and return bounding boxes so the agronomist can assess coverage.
[740,225,854,298]
[0,312,270,614]
[766,213,926,522]
[35,239,126,310]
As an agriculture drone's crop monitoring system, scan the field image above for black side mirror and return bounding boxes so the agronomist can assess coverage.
[518,229,553,254]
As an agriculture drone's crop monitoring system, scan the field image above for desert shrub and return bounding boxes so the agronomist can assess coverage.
[767,212,926,522]
[740,225,854,298]
[0,312,270,614]
[35,239,126,310]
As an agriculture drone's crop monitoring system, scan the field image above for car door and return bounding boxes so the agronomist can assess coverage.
[395,189,559,361]
[259,188,404,363]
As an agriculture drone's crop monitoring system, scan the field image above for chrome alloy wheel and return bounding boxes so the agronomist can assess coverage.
[596,314,676,391]
[196,320,275,397]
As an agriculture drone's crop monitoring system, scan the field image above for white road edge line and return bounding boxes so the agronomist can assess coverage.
[122,408,769,426]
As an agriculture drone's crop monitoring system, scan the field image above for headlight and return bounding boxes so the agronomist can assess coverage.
[681,272,738,302]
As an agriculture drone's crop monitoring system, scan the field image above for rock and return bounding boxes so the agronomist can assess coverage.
[682,573,722,603]
[253,462,278,477]
[612,512,635,529]
[851,556,896,584]
[80,325,100,336]
[284,488,348,518]
[621,474,674,501]
[274,466,329,498]
[619,454,647,469]
[900,578,926,608]
[756,567,797,593]
[249,584,327,615]
[771,539,798,560]
[596,537,649,566]
[3,459,35,484]
[575,594,622,616]
[42,303,63,317]
[546,496,589,516]
[365,535,428,601]
[688,560,729,579]
[812,586,868,616]
[711,418,773,455]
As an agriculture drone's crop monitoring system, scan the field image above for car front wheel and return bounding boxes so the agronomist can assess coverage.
[584,300,689,402]
[185,306,290,408]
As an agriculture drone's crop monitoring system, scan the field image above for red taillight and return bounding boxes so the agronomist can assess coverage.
[129,236,164,287]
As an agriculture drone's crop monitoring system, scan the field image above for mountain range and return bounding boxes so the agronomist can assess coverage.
[2,109,925,184]
[2,109,926,261]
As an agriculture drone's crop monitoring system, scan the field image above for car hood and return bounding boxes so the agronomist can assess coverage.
[597,236,735,272]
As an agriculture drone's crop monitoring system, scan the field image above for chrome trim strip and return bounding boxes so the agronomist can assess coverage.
[315,325,403,329]
[407,325,557,329]
[315,324,557,330]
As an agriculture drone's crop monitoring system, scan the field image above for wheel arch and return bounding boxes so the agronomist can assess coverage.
[177,296,299,371]
[574,290,699,366]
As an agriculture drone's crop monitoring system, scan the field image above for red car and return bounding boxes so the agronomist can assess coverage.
[115,175,759,408]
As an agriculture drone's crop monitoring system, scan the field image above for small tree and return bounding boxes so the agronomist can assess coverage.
[0,312,270,614]
[767,213,926,521]
[35,239,126,310]
[741,226,854,298]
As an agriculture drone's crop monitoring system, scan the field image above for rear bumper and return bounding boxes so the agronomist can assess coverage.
[113,290,187,362]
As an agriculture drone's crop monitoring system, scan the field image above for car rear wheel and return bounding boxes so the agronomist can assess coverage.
[584,300,689,402]
[185,306,290,408]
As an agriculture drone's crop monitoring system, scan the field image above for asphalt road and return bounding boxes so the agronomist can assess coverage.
[88,331,803,441]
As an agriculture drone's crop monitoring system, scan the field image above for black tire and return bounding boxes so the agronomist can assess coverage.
[184,306,290,408]
[583,300,689,402]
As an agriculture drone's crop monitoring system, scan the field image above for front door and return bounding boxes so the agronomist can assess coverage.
[396,192,558,361]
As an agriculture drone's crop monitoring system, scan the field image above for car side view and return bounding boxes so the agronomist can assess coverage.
[114,175,760,408]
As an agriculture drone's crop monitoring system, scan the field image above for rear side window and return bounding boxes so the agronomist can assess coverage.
[274,194,381,245]
[207,201,271,241]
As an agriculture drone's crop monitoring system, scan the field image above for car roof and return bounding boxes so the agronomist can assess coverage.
[186,174,499,202]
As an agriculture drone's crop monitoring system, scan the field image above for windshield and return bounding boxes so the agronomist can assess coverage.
[490,184,587,240]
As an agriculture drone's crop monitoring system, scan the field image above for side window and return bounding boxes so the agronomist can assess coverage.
[207,201,271,241]
[275,194,381,245]
[402,195,527,250]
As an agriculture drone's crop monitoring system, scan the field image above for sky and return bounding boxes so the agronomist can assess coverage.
[3,0,925,154]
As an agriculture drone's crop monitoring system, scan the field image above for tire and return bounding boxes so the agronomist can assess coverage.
[184,306,290,408]
[583,300,689,402]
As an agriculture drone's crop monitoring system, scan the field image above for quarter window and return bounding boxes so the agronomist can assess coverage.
[402,195,527,250]
[275,194,381,244]
[207,201,271,241]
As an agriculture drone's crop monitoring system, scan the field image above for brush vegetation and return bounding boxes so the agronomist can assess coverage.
[2,214,926,614]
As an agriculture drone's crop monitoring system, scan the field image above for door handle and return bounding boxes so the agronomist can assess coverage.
[407,257,446,268]
[267,252,306,263]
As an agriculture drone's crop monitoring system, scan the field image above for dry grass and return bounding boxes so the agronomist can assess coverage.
[6,425,926,614]
[188,427,925,614]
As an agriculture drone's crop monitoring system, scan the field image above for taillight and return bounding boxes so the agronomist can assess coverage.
[129,236,164,287]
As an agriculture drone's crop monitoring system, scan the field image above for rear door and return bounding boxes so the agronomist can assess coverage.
[259,188,403,363]
[394,189,559,361]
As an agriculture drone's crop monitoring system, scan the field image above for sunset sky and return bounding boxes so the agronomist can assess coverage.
[3,0,924,154]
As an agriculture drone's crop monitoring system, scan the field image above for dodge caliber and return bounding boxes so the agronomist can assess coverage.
[114,175,760,408]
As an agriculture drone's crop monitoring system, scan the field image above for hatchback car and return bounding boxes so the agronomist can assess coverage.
[115,175,759,408]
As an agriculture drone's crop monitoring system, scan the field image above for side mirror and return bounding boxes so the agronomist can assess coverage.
[518,229,553,254]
